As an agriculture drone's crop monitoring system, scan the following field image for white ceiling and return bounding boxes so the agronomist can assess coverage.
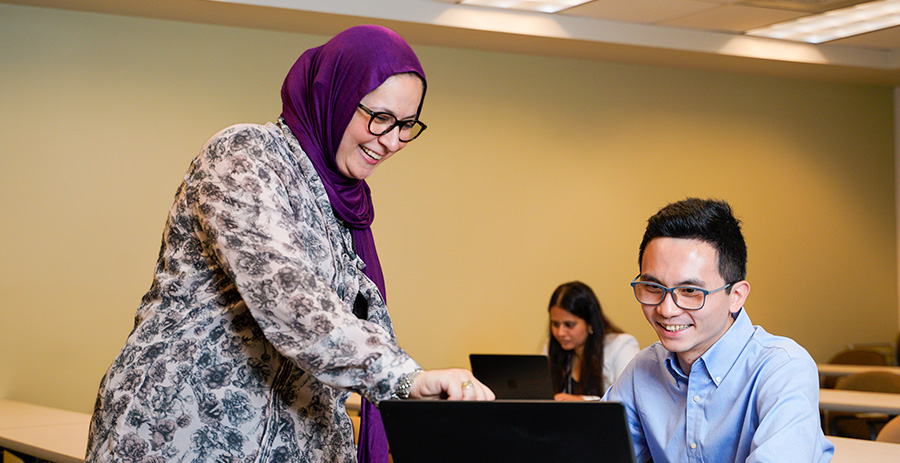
[555,0,900,49]
[5,0,900,85]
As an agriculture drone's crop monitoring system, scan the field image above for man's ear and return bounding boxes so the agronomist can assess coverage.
[728,280,750,314]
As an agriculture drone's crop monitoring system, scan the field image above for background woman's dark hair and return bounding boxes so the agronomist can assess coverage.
[547,281,622,395]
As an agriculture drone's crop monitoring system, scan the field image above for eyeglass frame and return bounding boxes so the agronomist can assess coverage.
[629,275,733,311]
[357,103,427,142]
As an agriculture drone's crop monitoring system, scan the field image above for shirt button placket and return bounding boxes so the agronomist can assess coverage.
[686,382,702,462]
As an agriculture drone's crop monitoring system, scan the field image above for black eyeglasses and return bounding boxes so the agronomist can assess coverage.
[630,276,732,311]
[357,104,427,142]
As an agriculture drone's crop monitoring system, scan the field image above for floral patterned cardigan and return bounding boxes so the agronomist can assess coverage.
[86,122,420,463]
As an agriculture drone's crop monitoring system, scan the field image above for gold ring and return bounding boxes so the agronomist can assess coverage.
[461,380,474,390]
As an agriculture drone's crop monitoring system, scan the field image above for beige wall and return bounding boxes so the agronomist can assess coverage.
[1,4,897,414]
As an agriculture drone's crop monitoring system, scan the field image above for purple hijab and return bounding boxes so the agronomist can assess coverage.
[280,25,426,463]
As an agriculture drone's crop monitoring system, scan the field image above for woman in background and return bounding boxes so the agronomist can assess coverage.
[547,281,639,401]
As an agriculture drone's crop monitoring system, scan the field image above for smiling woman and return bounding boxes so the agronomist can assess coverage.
[84,24,492,463]
[335,73,425,180]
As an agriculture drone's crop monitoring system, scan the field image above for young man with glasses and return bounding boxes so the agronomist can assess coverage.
[604,198,833,462]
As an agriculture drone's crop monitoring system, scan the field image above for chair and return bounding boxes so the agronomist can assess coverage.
[847,342,896,366]
[829,349,888,365]
[876,415,900,443]
[825,371,900,440]
[822,349,887,389]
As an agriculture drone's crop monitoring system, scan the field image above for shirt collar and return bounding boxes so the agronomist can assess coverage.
[663,308,753,386]
[697,308,752,386]
[665,353,689,385]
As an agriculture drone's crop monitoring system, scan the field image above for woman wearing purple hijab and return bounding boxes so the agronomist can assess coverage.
[86,25,492,463]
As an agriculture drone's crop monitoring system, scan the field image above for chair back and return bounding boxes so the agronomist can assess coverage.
[823,349,887,389]
[829,349,887,366]
[876,415,900,443]
[834,371,900,393]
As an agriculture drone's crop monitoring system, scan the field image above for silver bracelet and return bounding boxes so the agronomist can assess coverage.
[392,368,424,399]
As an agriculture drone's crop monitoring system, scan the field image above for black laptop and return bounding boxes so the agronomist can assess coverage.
[380,400,636,463]
[469,354,555,400]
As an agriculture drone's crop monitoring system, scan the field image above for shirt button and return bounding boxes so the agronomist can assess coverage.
[690,443,697,449]
[693,395,700,402]
[715,376,722,383]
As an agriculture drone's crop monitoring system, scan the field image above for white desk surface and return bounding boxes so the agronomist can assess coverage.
[0,399,91,463]
[0,399,90,429]
[817,363,900,377]
[830,436,900,461]
[819,388,900,414]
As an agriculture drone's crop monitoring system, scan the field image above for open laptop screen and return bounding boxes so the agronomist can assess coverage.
[469,354,555,400]
[380,400,636,463]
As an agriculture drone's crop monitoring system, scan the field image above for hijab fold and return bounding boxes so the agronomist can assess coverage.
[280,25,426,463]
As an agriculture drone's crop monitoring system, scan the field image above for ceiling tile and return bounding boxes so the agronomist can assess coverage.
[561,0,719,24]
[663,5,809,32]
[736,0,872,13]
[827,25,900,50]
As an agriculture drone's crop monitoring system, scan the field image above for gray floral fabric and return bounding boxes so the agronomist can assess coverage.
[86,122,419,463]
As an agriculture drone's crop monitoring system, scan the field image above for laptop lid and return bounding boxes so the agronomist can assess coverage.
[380,400,636,463]
[469,354,555,400]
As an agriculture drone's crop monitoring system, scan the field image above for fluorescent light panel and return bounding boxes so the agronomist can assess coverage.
[746,0,900,43]
[458,0,593,14]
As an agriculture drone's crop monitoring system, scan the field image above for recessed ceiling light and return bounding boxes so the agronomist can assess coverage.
[745,0,900,43]
[458,0,594,14]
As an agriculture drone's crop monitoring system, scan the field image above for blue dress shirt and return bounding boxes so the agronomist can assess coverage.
[604,309,834,463]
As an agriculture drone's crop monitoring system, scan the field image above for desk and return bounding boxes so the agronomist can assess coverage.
[830,436,900,461]
[0,399,91,463]
[819,389,900,415]
[818,364,900,378]
[0,401,89,429]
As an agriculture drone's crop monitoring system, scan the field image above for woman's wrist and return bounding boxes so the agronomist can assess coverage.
[392,368,424,399]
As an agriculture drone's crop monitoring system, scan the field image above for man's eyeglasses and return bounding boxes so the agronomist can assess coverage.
[357,104,427,142]
[630,276,732,311]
